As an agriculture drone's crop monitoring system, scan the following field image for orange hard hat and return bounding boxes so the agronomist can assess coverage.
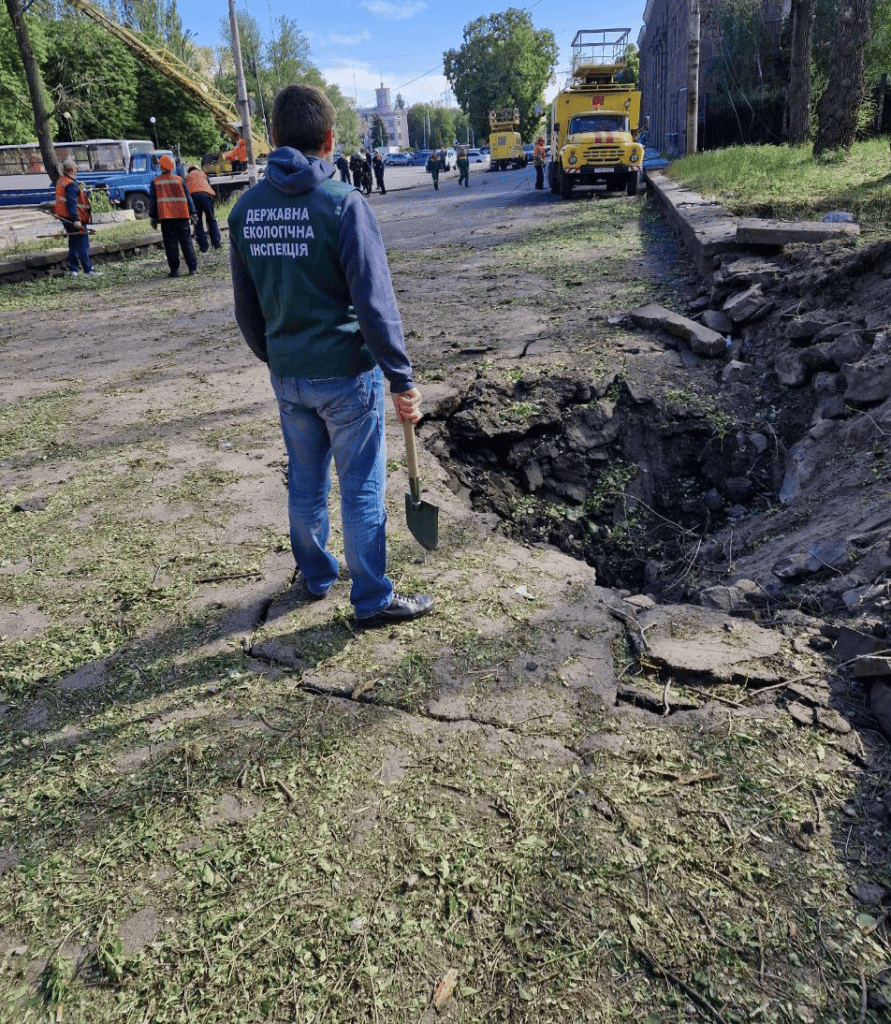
[159,154,175,171]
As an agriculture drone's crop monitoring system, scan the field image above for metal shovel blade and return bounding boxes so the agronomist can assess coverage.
[403,420,439,550]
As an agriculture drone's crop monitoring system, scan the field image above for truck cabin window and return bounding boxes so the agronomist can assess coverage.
[569,116,628,134]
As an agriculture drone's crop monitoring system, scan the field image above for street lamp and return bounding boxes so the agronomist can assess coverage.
[149,116,159,148]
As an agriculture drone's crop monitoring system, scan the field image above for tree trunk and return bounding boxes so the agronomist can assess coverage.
[787,0,815,145]
[686,0,700,156]
[812,0,873,156]
[4,0,60,181]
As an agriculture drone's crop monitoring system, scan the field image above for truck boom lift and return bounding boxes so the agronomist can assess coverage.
[65,0,270,159]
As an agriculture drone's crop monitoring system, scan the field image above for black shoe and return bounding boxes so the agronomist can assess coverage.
[292,574,328,601]
[189,268,198,275]
[358,592,434,628]
[167,270,180,278]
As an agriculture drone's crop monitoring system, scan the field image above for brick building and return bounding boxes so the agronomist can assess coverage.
[638,0,791,154]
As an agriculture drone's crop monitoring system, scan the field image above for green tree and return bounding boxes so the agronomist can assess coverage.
[266,15,313,94]
[370,113,388,148]
[443,9,557,143]
[616,44,639,85]
[0,10,47,142]
[3,0,59,175]
[41,18,141,141]
[115,0,195,61]
[452,107,471,146]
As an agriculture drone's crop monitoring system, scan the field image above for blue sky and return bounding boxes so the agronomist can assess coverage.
[175,1,645,108]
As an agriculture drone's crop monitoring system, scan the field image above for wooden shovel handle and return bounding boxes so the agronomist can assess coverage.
[403,420,422,504]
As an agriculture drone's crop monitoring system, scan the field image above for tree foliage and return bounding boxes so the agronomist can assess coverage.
[41,18,141,141]
[443,8,557,143]
[0,9,46,142]
[406,104,461,149]
[215,9,356,151]
[2,0,357,156]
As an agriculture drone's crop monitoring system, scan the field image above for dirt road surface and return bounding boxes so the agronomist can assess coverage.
[1,167,889,1021]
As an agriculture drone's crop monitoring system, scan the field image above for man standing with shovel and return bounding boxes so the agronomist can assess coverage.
[228,84,435,628]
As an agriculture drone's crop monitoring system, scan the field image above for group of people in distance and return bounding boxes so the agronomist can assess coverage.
[336,150,386,196]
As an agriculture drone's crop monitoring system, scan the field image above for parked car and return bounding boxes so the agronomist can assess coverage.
[407,149,432,166]
[522,144,535,161]
[383,152,410,166]
[479,146,490,155]
[465,149,486,164]
[444,147,457,169]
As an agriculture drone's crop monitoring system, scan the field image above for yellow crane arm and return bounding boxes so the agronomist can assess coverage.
[66,0,270,156]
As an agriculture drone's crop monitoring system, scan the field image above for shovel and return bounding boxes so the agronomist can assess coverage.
[403,420,439,550]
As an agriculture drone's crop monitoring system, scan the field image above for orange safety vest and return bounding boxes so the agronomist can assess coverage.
[153,172,190,219]
[185,169,215,197]
[54,175,91,223]
[224,137,246,162]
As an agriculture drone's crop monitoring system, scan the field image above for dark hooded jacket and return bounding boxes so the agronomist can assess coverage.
[228,146,414,391]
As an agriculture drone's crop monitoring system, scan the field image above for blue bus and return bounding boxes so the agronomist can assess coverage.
[0,139,155,206]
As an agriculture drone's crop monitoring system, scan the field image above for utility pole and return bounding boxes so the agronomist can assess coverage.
[685,0,700,155]
[228,0,257,185]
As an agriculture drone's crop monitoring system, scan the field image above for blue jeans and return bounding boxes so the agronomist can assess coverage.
[67,227,92,273]
[270,366,394,618]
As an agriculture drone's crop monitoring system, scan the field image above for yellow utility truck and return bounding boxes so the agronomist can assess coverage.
[549,29,644,199]
[488,108,528,171]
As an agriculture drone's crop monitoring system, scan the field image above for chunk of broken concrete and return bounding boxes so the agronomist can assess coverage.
[722,284,774,325]
[634,605,785,684]
[737,216,860,244]
[869,681,891,739]
[775,349,808,387]
[700,309,734,334]
[853,655,891,680]
[722,359,755,383]
[630,303,727,358]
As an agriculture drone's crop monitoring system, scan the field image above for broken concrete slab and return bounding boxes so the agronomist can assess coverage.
[700,308,734,334]
[853,655,891,679]
[722,284,775,325]
[630,303,727,357]
[737,217,860,245]
[633,605,787,685]
[722,359,756,383]
[645,171,740,274]
[870,680,891,738]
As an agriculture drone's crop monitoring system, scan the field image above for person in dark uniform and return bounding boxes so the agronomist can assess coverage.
[362,151,374,195]
[372,151,386,194]
[336,153,351,184]
[349,151,364,190]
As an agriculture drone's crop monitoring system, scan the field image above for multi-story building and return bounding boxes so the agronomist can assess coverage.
[356,85,409,151]
[638,0,791,154]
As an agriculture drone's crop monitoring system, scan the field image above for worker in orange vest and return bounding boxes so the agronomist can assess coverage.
[54,157,101,278]
[224,136,247,172]
[149,153,197,278]
[185,165,222,252]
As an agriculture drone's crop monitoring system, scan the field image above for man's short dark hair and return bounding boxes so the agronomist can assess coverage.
[273,85,336,152]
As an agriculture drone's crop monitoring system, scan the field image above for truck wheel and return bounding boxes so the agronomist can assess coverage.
[548,164,559,194]
[559,170,573,200]
[124,193,149,218]
[626,171,639,196]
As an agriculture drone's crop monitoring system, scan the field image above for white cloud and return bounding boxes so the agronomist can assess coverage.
[361,0,426,21]
[326,31,372,46]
